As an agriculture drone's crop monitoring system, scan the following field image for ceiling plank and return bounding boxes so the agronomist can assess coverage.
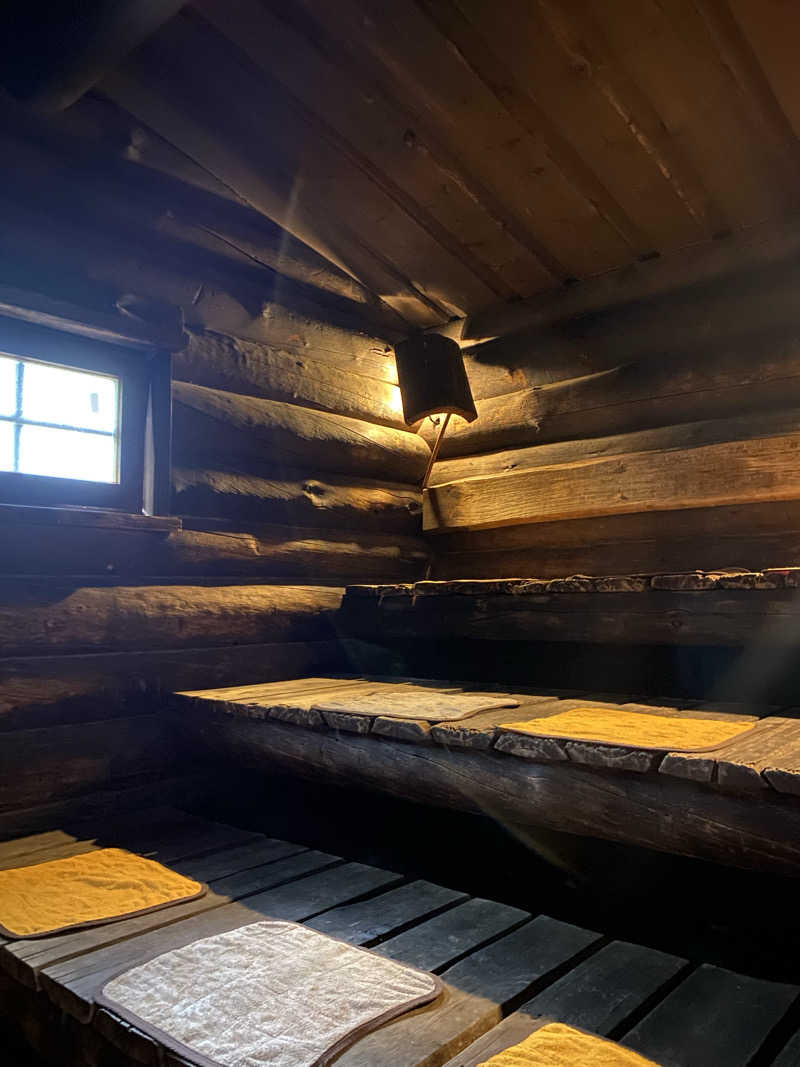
[194,0,532,302]
[725,0,800,145]
[536,0,730,237]
[0,95,407,334]
[415,0,650,262]
[208,0,564,293]
[100,24,473,326]
[119,12,516,323]
[584,0,797,229]
[99,67,423,321]
[296,0,635,281]
[685,0,800,195]
[450,0,714,251]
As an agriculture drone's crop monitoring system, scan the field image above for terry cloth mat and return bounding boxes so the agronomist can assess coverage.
[500,707,755,752]
[98,919,443,1067]
[0,848,205,939]
[312,691,520,722]
[477,1023,660,1066]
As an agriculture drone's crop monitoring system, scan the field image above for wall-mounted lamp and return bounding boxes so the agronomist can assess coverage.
[393,333,478,490]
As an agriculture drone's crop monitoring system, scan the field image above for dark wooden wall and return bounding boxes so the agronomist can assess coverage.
[424,234,800,579]
[0,110,433,816]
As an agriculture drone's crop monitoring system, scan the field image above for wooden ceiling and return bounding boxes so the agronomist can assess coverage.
[18,0,800,333]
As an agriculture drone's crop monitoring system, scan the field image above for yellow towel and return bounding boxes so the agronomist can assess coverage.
[0,848,205,939]
[501,707,754,752]
[478,1023,659,1065]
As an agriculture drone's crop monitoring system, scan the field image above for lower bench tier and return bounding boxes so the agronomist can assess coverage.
[173,677,800,878]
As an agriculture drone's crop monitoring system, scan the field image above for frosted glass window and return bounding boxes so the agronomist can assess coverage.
[0,357,16,417]
[0,421,14,471]
[0,352,120,483]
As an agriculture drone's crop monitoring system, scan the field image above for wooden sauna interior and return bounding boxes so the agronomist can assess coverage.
[8,2,800,1064]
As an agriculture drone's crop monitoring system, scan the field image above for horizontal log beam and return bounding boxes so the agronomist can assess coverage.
[174,329,406,429]
[0,583,343,657]
[455,213,800,344]
[424,432,800,533]
[0,716,172,813]
[0,640,344,727]
[2,520,429,584]
[430,408,800,487]
[173,382,429,484]
[0,103,404,333]
[185,712,800,876]
[424,335,800,459]
[173,467,421,535]
[0,164,401,365]
[340,587,800,647]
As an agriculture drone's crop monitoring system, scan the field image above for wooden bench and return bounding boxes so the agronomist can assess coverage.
[2,799,800,1066]
[172,675,800,876]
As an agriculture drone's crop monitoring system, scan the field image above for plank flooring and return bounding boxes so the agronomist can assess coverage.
[2,801,800,1065]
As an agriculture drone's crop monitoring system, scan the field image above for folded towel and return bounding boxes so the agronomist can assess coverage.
[478,1023,660,1065]
[98,919,443,1067]
[0,848,205,939]
[314,691,520,722]
[500,707,754,752]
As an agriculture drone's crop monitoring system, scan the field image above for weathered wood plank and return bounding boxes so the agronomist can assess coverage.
[342,586,800,647]
[660,717,800,792]
[446,940,687,1066]
[430,406,800,488]
[173,466,421,535]
[623,964,799,1067]
[173,381,430,484]
[184,712,800,875]
[0,583,342,656]
[422,348,800,460]
[306,880,468,945]
[0,716,172,813]
[430,499,800,580]
[430,698,559,751]
[2,518,428,584]
[459,212,800,344]
[336,917,602,1067]
[376,897,530,972]
[424,432,800,533]
[0,640,344,727]
[0,108,402,336]
[173,328,407,429]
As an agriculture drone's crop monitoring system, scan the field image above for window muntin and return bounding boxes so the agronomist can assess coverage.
[0,353,121,484]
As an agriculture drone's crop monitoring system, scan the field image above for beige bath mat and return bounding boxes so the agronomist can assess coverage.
[500,707,755,752]
[0,848,205,939]
[313,691,520,722]
[97,919,442,1067]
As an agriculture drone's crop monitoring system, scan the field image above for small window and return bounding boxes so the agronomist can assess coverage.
[0,317,172,514]
[0,355,121,484]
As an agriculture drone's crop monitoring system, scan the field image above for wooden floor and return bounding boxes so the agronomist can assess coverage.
[2,803,800,1066]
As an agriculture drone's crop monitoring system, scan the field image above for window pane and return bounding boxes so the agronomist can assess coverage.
[0,355,18,417]
[17,425,118,483]
[21,360,119,433]
[0,421,14,471]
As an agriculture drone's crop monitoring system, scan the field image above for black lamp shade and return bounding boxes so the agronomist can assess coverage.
[393,333,478,426]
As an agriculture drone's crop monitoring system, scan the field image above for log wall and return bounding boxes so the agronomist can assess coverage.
[0,119,433,813]
[425,256,800,579]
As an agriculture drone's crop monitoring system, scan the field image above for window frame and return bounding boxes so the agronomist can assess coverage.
[0,316,170,514]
